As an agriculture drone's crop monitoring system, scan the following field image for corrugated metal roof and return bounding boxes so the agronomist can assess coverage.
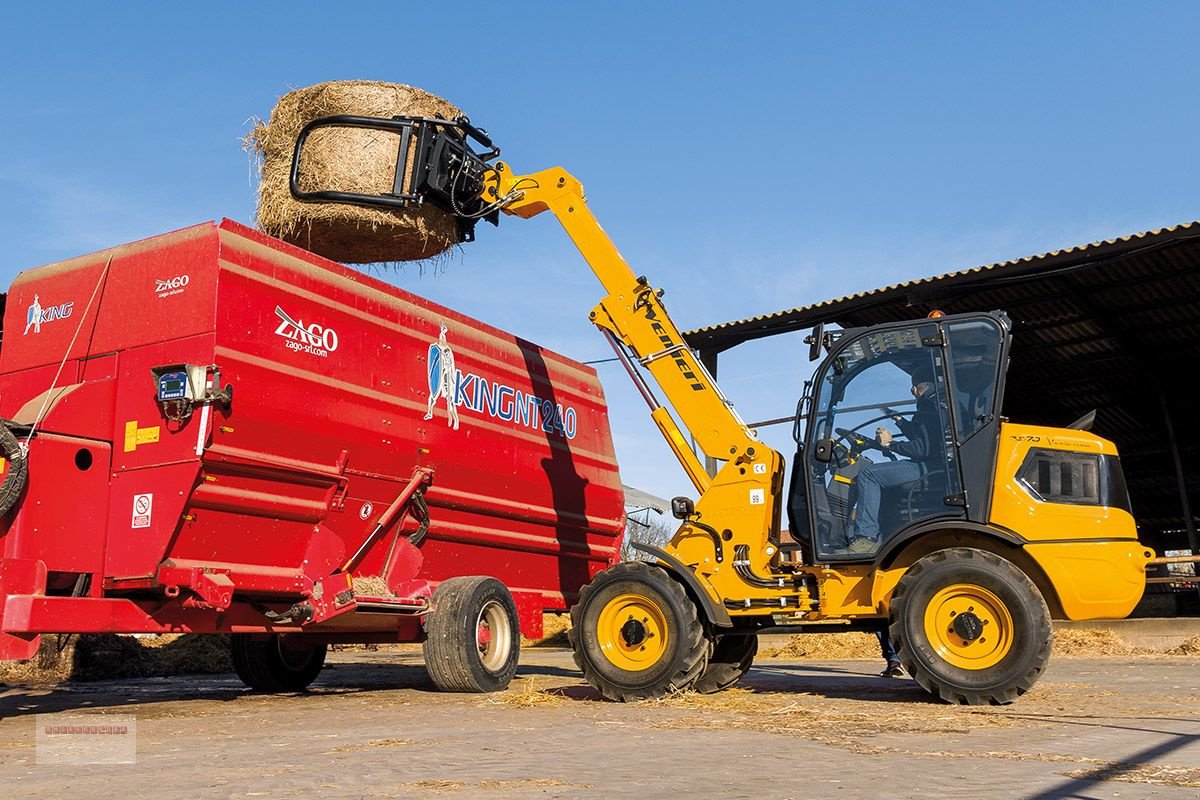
[683,220,1200,551]
[622,484,669,513]
[685,220,1200,354]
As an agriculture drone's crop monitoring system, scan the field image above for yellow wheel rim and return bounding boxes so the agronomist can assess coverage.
[596,593,669,672]
[923,583,1014,670]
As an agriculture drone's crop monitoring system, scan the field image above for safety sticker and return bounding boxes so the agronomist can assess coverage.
[749,488,765,505]
[753,463,767,474]
[132,493,153,529]
[124,421,161,453]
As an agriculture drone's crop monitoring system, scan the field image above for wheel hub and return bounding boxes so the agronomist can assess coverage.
[923,583,1014,670]
[620,618,648,647]
[596,593,669,672]
[951,611,984,642]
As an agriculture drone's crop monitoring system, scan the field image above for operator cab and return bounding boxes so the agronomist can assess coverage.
[788,312,1009,561]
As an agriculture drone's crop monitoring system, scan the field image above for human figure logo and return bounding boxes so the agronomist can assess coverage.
[23,293,74,335]
[423,323,460,430]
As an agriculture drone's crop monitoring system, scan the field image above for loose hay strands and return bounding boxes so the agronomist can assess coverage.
[248,81,463,264]
[487,678,568,708]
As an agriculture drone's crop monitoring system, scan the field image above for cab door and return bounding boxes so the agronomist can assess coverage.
[802,321,964,559]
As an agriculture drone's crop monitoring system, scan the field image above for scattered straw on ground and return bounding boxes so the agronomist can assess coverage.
[398,779,578,793]
[325,738,417,754]
[248,80,462,264]
[487,678,568,709]
[1064,764,1200,789]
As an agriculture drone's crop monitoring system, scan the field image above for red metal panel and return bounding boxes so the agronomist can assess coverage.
[0,219,624,644]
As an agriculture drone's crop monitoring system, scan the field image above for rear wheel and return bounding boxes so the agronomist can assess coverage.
[423,576,521,693]
[231,634,327,692]
[889,547,1051,705]
[694,633,757,694]
[569,561,708,702]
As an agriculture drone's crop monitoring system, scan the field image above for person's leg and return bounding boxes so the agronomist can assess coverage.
[854,460,922,542]
[877,629,904,676]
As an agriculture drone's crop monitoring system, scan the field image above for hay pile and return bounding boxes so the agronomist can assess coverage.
[759,632,883,660]
[0,633,232,685]
[522,613,572,648]
[248,81,463,264]
[1052,628,1144,657]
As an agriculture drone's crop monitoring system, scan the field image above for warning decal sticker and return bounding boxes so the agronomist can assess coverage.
[132,493,153,529]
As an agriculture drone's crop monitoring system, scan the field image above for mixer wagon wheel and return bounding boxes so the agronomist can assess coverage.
[889,547,1052,706]
[693,633,758,694]
[230,634,327,692]
[569,561,709,702]
[0,422,29,518]
[423,576,521,693]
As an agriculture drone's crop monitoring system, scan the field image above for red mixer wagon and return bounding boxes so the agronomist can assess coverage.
[0,219,624,692]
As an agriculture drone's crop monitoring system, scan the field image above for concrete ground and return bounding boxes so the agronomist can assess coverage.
[1,643,1198,800]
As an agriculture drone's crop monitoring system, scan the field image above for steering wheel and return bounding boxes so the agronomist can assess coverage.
[834,425,898,461]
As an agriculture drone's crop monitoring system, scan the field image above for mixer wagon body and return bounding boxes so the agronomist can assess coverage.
[0,219,624,663]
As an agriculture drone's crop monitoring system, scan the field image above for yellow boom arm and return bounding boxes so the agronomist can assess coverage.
[486,164,790,597]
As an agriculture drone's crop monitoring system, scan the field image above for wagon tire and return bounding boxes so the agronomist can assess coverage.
[231,634,327,692]
[569,561,709,702]
[694,633,757,694]
[423,576,521,693]
[0,422,29,518]
[889,547,1051,706]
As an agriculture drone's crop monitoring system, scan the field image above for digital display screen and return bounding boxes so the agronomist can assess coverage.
[157,373,189,401]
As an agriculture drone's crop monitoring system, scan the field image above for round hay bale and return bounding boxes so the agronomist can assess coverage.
[249,81,463,263]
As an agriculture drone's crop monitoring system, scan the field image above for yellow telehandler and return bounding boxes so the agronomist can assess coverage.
[291,113,1154,705]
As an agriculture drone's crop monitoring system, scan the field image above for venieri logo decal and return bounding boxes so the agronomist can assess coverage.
[274,306,339,358]
[23,293,74,335]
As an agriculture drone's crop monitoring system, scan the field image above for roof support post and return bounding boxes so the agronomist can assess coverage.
[1156,384,1198,560]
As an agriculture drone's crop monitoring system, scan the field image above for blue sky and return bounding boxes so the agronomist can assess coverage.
[2,3,1197,503]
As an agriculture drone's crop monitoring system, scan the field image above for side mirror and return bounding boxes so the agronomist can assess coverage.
[670,496,695,520]
[805,322,825,362]
[813,439,834,463]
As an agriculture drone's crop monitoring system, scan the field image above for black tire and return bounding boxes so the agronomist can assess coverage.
[569,561,709,702]
[0,422,29,518]
[889,547,1052,706]
[694,633,757,694]
[230,634,327,692]
[423,576,520,693]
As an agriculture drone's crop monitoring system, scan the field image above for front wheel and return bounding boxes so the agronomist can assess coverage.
[569,561,709,702]
[889,547,1052,705]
